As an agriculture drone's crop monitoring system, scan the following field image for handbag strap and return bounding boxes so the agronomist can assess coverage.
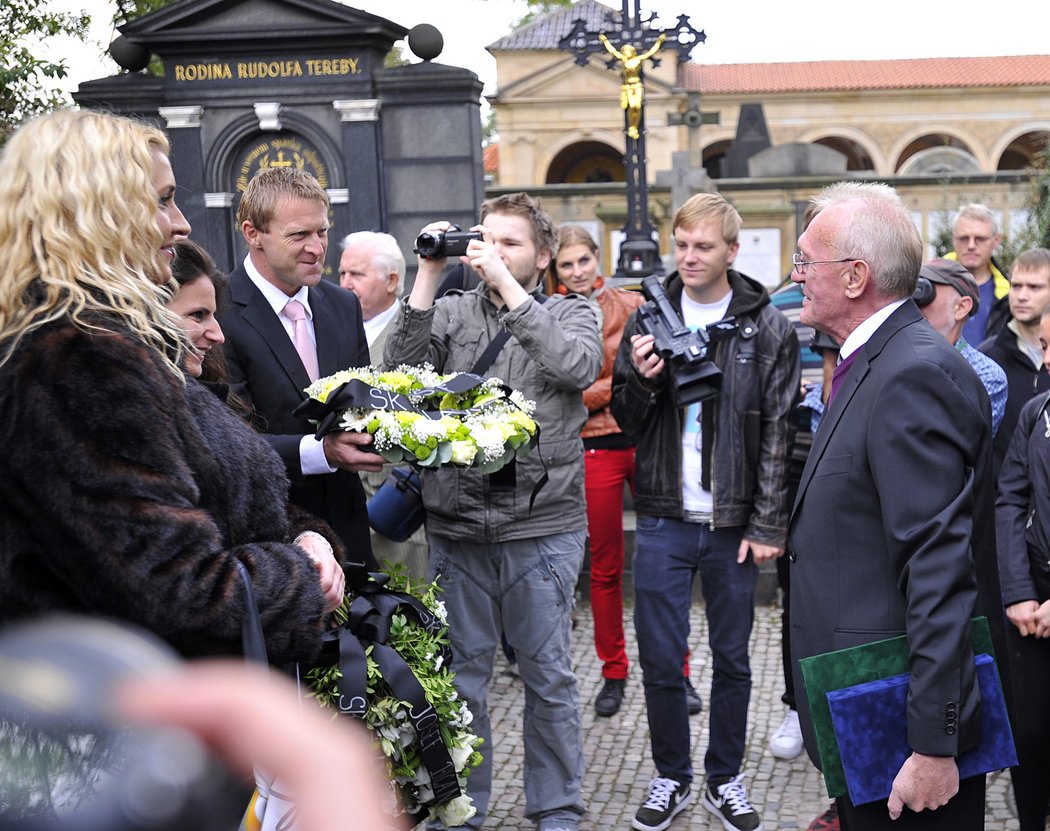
[236,560,268,665]
[470,292,548,375]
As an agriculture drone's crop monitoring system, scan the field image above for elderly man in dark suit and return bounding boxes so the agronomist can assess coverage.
[788,182,1007,830]
[218,168,382,575]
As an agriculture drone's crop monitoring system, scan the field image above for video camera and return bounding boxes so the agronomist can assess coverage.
[636,275,739,406]
[413,225,483,260]
[0,616,244,831]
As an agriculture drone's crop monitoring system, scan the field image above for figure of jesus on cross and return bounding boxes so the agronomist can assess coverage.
[599,31,666,139]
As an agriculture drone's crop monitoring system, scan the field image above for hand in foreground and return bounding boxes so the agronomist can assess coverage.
[323,430,385,472]
[117,662,404,831]
[1006,600,1039,637]
[887,752,958,820]
[1033,598,1050,638]
[738,538,783,564]
[295,533,346,612]
[629,333,665,379]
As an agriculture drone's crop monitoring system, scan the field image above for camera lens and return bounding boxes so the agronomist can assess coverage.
[414,231,443,259]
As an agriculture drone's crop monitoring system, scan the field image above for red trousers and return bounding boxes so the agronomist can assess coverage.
[586,447,635,680]
[586,447,693,681]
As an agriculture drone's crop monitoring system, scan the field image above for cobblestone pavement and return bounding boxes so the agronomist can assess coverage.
[484,599,1019,830]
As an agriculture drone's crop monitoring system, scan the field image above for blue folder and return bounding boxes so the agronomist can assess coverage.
[826,652,1017,805]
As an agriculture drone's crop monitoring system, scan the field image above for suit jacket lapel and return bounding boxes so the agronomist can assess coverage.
[793,301,924,515]
[229,266,313,395]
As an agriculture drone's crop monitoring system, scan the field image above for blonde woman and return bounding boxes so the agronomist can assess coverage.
[0,110,341,663]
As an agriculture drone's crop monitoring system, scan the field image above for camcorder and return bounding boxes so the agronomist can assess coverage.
[0,616,244,831]
[636,275,739,405]
[413,225,483,260]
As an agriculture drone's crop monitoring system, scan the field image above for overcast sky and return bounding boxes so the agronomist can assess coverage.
[45,0,1050,96]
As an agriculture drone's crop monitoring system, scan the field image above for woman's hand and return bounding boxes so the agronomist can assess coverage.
[295,532,345,612]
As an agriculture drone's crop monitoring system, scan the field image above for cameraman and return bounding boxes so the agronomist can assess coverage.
[611,193,799,831]
[384,193,602,831]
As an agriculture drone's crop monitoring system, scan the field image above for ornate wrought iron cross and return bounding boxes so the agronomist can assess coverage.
[559,1,705,279]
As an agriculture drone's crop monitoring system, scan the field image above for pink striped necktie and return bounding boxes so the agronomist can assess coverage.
[281,298,319,382]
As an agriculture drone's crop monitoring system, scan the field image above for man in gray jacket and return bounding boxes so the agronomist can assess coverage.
[385,193,602,831]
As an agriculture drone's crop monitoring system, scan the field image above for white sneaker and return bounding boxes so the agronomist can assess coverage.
[768,708,803,760]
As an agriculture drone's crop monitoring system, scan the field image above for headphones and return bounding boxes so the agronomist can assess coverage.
[912,276,936,308]
[912,276,980,318]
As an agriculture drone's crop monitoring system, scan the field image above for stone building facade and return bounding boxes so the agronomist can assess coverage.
[487,0,1050,283]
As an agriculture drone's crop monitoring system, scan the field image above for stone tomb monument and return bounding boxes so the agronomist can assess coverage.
[74,0,485,280]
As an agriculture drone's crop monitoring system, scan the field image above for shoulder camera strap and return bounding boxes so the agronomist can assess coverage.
[470,293,548,376]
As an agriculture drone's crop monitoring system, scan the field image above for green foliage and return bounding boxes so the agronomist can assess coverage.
[385,43,410,68]
[929,207,955,259]
[112,0,170,25]
[0,0,91,143]
[113,0,173,77]
[511,0,572,28]
[482,107,497,146]
[1024,139,1050,251]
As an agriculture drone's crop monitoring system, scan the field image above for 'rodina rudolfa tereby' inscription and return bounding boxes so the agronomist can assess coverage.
[172,57,362,82]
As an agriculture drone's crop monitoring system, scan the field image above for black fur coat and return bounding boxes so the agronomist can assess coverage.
[0,318,330,665]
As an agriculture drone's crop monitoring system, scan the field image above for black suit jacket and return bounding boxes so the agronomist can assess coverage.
[219,265,376,571]
[789,301,1005,766]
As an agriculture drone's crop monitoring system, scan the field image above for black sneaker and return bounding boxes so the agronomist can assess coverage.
[632,777,692,831]
[594,678,626,717]
[702,773,763,831]
[685,678,703,715]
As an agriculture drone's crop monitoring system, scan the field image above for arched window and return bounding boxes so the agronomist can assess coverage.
[997,131,1050,171]
[702,139,731,180]
[813,137,874,172]
[546,141,625,184]
[896,134,976,174]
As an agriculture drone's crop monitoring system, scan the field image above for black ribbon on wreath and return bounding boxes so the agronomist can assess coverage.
[294,373,496,439]
[325,573,461,822]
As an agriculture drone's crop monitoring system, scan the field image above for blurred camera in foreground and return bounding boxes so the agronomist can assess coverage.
[0,615,243,831]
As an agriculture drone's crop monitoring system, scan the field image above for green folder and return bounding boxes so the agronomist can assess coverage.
[798,617,994,798]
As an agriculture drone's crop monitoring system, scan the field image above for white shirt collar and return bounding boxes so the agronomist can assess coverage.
[838,298,907,361]
[363,301,400,349]
[242,254,312,318]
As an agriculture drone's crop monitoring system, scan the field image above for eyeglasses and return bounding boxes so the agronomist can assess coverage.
[953,235,992,246]
[792,252,858,275]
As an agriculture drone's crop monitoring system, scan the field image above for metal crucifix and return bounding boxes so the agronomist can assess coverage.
[559,0,705,279]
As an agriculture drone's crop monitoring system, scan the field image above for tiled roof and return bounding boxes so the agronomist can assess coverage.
[483,142,499,174]
[488,2,1050,93]
[683,54,1050,94]
[488,0,617,51]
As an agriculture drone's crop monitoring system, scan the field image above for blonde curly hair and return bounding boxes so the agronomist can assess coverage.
[0,109,186,376]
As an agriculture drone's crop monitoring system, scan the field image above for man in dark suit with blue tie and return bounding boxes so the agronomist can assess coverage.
[788,182,1007,830]
[219,168,382,574]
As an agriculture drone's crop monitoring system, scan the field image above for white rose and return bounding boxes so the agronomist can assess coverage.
[449,742,473,772]
[436,795,476,827]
